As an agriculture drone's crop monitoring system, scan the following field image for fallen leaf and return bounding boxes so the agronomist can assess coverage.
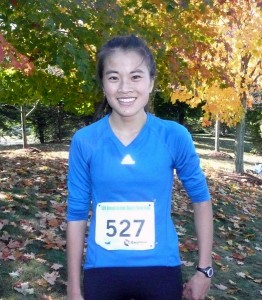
[14,282,34,295]
[227,240,234,246]
[212,252,222,261]
[232,252,246,261]
[42,271,60,285]
[48,218,59,228]
[215,283,228,290]
[7,240,22,249]
[9,269,22,278]
[182,261,194,267]
[236,272,246,278]
[40,295,53,300]
[35,256,47,264]
[51,263,63,270]
[225,256,233,261]
[254,279,262,284]
[36,278,49,287]
[0,219,9,230]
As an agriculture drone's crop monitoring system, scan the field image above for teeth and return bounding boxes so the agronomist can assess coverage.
[118,98,136,103]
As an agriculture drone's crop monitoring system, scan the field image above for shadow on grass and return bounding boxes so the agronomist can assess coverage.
[0,142,70,152]
[193,133,253,153]
[193,134,260,170]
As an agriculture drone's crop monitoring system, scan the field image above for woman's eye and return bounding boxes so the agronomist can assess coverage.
[108,76,118,81]
[132,75,142,80]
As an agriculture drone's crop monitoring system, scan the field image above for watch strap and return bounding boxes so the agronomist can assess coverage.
[196,266,214,278]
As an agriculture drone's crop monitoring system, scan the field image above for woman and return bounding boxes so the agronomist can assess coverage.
[66,34,213,300]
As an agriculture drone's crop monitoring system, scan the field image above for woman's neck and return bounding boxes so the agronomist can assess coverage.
[109,111,147,132]
[109,111,147,146]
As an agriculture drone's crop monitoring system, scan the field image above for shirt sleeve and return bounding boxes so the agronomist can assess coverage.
[66,132,92,221]
[172,127,210,203]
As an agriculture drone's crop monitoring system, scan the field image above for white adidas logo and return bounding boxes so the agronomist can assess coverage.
[121,154,135,165]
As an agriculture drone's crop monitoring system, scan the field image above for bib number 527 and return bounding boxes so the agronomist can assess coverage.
[106,219,145,238]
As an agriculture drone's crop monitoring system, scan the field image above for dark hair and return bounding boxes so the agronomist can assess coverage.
[93,35,156,120]
[97,34,156,85]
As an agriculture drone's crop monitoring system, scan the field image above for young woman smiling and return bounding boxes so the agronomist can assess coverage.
[66,35,213,300]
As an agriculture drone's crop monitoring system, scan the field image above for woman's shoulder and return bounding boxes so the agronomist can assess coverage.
[148,114,189,136]
[73,116,108,139]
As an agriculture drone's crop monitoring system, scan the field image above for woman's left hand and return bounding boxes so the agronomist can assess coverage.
[182,271,211,300]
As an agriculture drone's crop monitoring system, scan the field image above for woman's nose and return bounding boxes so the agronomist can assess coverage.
[118,79,133,93]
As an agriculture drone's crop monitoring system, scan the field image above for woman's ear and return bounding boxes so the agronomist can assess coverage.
[149,79,155,93]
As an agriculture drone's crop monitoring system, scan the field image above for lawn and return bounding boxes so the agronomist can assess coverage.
[0,135,261,299]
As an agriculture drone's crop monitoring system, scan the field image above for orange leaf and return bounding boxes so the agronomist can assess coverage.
[48,218,59,228]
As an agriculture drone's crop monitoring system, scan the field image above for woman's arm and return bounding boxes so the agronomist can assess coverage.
[194,200,213,268]
[67,220,87,300]
[183,200,213,300]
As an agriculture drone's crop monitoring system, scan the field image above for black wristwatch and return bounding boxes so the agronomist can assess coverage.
[196,266,214,278]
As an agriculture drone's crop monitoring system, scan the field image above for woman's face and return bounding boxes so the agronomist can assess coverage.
[102,49,154,119]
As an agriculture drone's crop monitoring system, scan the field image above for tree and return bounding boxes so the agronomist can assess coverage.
[0,104,20,141]
[0,0,231,111]
[29,103,87,144]
[1,0,260,168]
[0,0,101,115]
[1,33,35,147]
[214,0,262,173]
[170,0,262,173]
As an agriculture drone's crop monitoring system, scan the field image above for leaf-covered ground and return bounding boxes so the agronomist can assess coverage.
[0,143,261,299]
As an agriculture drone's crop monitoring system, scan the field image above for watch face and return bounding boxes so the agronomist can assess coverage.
[206,267,214,277]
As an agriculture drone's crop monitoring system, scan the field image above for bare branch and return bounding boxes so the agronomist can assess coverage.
[26,99,40,117]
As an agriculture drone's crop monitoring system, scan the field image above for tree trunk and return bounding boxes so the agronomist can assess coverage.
[36,117,45,144]
[178,110,185,125]
[234,115,245,173]
[215,119,220,152]
[56,105,62,142]
[234,90,248,174]
[234,52,250,174]
[20,105,28,148]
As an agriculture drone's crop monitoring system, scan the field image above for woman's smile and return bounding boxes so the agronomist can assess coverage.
[117,97,137,105]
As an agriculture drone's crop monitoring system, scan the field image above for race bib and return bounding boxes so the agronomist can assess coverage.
[95,202,155,250]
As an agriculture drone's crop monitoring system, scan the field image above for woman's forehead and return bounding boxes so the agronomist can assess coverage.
[103,49,148,71]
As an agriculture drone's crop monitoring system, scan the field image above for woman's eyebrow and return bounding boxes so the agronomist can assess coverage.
[130,69,144,74]
[105,70,119,75]
[104,69,145,75]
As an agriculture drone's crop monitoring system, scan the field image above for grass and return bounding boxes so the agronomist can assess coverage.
[193,133,260,171]
[0,134,261,299]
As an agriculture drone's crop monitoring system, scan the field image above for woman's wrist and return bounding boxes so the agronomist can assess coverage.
[67,287,82,298]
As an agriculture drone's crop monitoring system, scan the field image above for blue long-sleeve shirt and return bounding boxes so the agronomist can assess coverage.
[67,113,210,269]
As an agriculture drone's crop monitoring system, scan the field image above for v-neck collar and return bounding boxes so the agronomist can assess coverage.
[106,113,150,149]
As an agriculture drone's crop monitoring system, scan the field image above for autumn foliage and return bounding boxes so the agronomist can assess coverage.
[0,0,261,124]
[0,33,34,75]
[170,0,262,126]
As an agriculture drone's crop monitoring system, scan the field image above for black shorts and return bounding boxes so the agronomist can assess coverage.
[83,266,183,300]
